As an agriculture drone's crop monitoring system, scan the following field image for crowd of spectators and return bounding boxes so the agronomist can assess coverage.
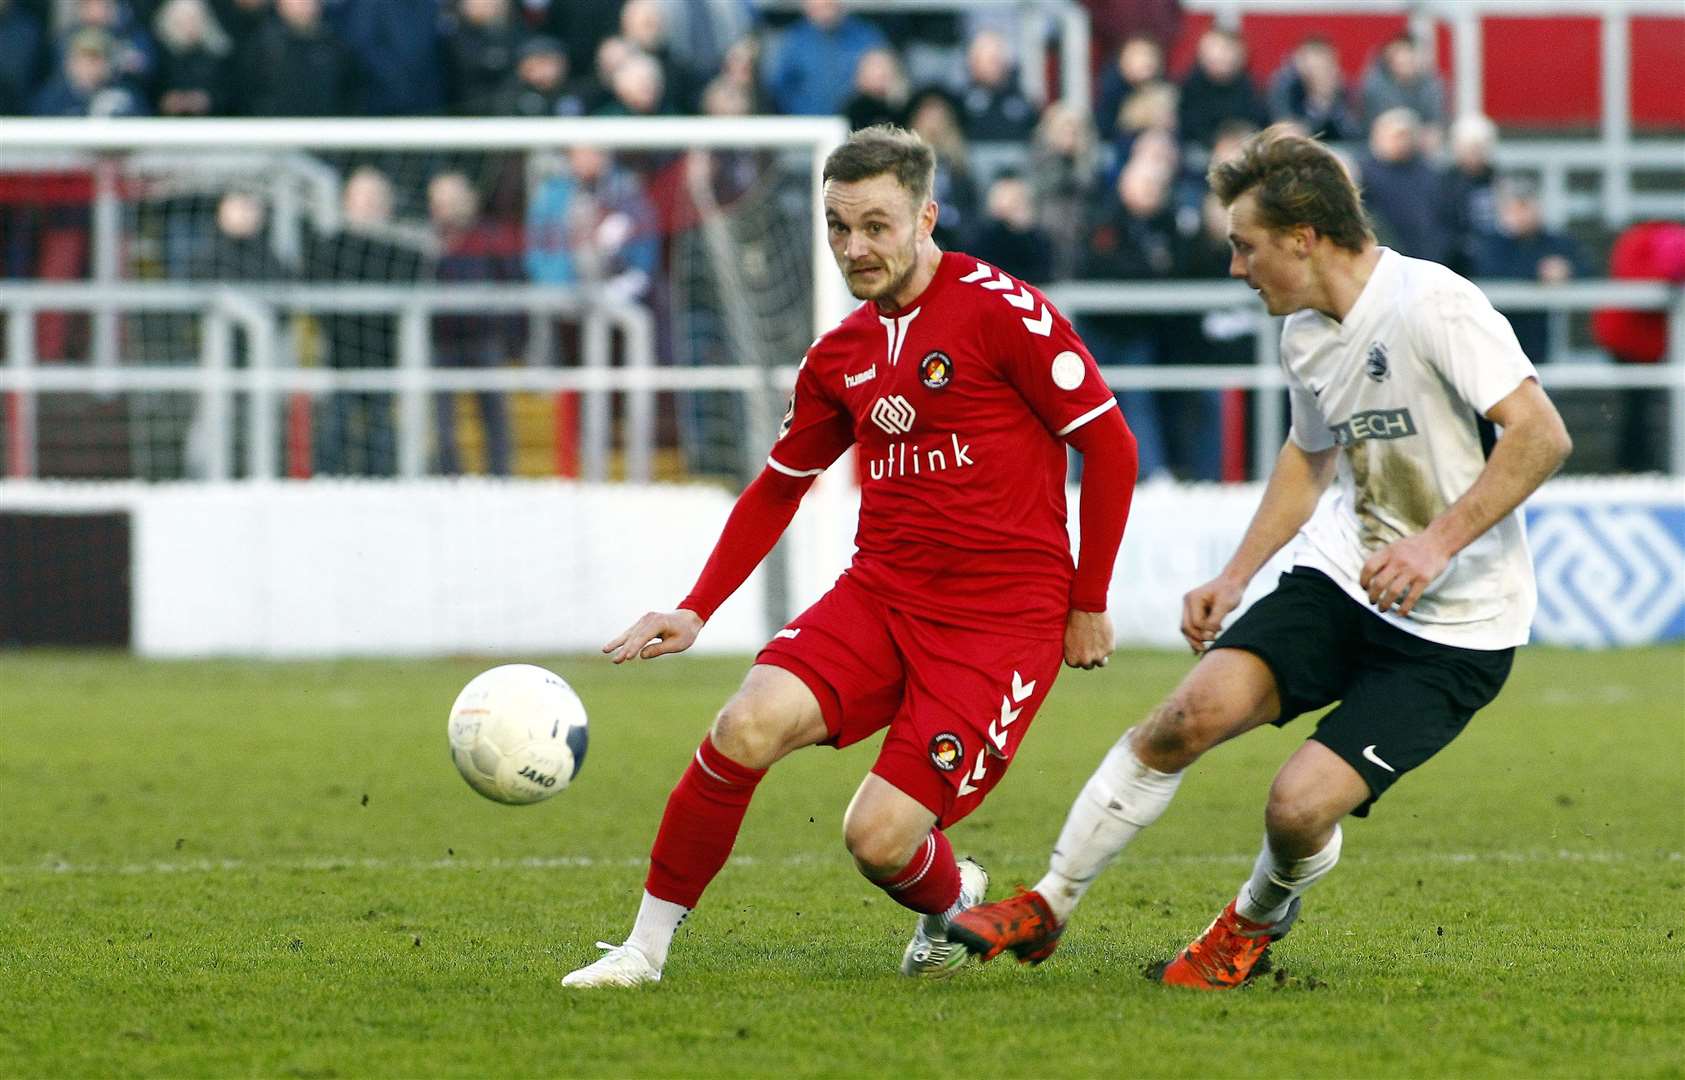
[2,0,1636,478]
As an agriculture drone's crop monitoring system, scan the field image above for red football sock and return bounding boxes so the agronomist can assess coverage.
[644,738,766,908]
[875,829,962,915]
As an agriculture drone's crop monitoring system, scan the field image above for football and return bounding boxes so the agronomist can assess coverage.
[447,664,589,805]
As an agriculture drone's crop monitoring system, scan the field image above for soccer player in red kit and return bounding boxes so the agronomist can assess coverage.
[563,125,1139,988]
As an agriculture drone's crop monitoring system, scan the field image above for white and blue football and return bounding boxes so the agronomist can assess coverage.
[447,664,588,805]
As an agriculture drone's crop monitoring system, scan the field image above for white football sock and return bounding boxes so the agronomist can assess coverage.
[1034,729,1183,924]
[624,890,691,970]
[1234,825,1343,925]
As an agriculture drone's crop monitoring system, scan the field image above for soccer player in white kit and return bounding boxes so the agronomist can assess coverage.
[948,125,1574,988]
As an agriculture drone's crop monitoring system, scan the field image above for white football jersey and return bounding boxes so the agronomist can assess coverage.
[1280,248,1539,650]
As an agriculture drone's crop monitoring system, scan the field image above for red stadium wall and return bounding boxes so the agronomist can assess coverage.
[1163,11,1685,131]
[1630,16,1685,128]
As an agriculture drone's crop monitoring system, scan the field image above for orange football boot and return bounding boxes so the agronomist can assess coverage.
[947,887,1064,965]
[1157,898,1300,989]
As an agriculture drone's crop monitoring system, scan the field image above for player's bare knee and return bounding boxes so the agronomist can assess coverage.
[1264,785,1338,854]
[708,696,786,770]
[1135,691,1223,770]
[841,812,918,878]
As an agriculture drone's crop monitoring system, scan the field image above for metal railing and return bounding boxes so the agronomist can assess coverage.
[2,278,1679,482]
[1047,278,1685,476]
[0,283,657,482]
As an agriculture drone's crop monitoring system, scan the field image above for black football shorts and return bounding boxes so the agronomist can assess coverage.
[1211,566,1514,816]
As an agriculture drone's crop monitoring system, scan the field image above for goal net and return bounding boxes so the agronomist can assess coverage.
[0,117,848,484]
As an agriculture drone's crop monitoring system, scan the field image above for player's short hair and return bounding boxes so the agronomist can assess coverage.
[1208,124,1374,252]
[822,124,936,209]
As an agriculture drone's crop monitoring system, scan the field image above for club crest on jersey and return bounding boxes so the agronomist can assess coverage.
[929,732,964,772]
[1365,341,1390,382]
[918,351,953,390]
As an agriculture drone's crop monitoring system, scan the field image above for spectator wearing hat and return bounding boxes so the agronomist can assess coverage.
[31,27,146,114]
[494,33,583,116]
[57,0,155,99]
[535,0,622,89]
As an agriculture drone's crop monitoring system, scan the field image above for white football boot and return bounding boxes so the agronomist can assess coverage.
[898,857,989,979]
[561,941,661,988]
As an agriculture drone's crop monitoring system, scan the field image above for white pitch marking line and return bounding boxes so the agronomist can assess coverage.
[1,849,1675,878]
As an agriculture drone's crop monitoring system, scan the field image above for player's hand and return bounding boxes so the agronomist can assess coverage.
[603,609,704,663]
[1181,574,1245,654]
[1360,533,1451,617]
[1063,609,1114,669]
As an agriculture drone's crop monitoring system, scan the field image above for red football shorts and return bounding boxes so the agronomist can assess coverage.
[755,574,1065,828]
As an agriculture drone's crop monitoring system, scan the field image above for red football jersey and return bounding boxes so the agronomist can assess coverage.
[769,251,1117,636]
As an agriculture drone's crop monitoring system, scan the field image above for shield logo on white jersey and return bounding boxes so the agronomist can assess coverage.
[1365,341,1390,382]
[870,395,917,434]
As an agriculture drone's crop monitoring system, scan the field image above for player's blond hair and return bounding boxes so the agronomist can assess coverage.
[822,124,936,208]
[1208,124,1374,253]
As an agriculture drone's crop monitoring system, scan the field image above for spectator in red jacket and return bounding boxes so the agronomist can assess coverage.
[1593,220,1685,473]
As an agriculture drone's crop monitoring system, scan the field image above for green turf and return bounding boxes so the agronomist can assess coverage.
[1,647,1681,1079]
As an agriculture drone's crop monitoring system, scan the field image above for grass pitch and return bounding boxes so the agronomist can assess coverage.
[1,646,1681,1079]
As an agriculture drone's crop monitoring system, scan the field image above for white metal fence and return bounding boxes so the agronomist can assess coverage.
[1,277,1679,482]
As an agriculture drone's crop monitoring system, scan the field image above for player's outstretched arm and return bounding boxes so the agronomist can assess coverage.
[1361,378,1571,616]
[1183,439,1337,652]
[602,465,815,663]
[604,609,704,663]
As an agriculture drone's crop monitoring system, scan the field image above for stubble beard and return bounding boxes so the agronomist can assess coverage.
[845,240,919,305]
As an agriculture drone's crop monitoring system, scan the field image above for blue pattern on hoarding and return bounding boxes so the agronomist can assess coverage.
[1526,504,1685,647]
